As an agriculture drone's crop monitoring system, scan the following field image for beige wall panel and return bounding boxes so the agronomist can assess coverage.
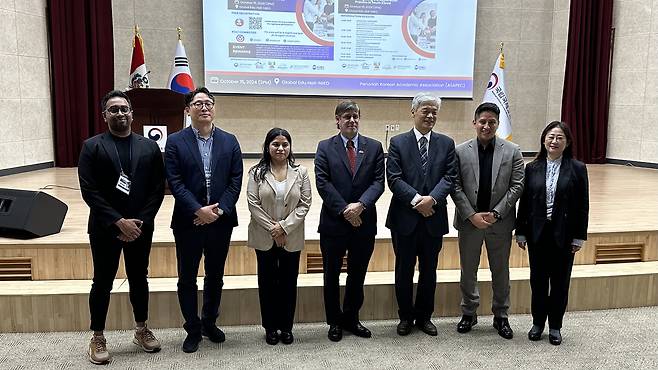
[0,0,14,10]
[18,56,49,99]
[20,98,52,140]
[640,140,658,163]
[551,10,570,41]
[607,138,642,161]
[613,0,653,37]
[0,99,23,143]
[517,42,552,74]
[608,105,644,140]
[112,0,135,30]
[0,9,17,54]
[520,10,554,43]
[0,55,20,99]
[610,70,646,106]
[16,12,48,58]
[14,0,46,16]
[0,141,24,168]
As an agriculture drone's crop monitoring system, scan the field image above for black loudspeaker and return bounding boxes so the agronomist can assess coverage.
[0,188,68,239]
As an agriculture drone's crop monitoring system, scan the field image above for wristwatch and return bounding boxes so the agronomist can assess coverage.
[492,210,502,220]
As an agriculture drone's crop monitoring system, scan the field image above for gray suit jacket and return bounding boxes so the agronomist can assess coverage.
[451,137,524,233]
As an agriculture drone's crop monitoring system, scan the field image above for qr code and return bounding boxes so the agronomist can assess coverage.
[249,17,262,29]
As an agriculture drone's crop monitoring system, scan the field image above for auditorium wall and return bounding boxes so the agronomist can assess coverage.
[0,0,53,171]
[607,0,658,164]
[111,0,566,154]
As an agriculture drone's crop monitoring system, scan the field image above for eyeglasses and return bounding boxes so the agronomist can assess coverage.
[191,101,215,109]
[105,105,132,115]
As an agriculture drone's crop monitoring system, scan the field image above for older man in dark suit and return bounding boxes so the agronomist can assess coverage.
[315,100,385,342]
[386,92,456,336]
[79,90,165,364]
[164,87,243,353]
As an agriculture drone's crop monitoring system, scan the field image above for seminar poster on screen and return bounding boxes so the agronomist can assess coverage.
[203,0,477,97]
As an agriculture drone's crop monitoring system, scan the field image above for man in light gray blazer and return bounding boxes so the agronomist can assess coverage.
[450,102,524,339]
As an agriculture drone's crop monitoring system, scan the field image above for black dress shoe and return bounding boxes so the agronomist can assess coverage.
[343,322,372,338]
[396,320,413,336]
[416,320,438,336]
[528,326,544,341]
[280,331,294,345]
[549,330,562,345]
[457,315,477,333]
[328,325,343,342]
[182,333,202,353]
[201,325,226,343]
[265,330,279,345]
[493,318,514,339]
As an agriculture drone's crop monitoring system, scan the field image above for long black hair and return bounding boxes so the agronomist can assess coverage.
[250,127,298,183]
[534,120,574,162]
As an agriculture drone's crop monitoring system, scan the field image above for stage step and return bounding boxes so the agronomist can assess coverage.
[1,262,657,333]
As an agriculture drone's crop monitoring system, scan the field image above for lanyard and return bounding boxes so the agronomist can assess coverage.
[112,138,132,176]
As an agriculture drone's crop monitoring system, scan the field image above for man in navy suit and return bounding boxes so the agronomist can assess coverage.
[164,87,243,353]
[315,100,385,342]
[386,92,456,336]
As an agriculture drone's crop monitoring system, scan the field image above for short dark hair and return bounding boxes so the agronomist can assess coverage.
[335,100,360,117]
[184,87,214,106]
[474,102,500,120]
[535,120,574,161]
[101,90,131,111]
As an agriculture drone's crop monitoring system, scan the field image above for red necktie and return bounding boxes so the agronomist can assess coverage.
[347,139,356,175]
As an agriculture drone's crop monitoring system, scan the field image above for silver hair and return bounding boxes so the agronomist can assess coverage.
[411,92,441,112]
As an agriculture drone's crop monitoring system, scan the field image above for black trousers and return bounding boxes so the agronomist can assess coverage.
[391,223,443,322]
[320,231,375,326]
[88,230,153,331]
[174,225,232,334]
[527,221,575,330]
[255,246,301,332]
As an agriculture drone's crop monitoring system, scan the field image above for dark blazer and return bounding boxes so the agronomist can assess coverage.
[315,134,385,236]
[515,157,589,248]
[385,129,456,237]
[78,132,165,235]
[164,126,243,230]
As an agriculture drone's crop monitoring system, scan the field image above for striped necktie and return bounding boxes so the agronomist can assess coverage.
[419,136,428,174]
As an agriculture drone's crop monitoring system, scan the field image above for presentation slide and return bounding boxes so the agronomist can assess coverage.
[203,0,477,97]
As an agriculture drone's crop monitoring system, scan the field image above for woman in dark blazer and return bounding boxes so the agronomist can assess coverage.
[515,121,589,345]
[246,128,312,345]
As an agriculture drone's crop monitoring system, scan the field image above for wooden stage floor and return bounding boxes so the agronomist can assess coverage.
[1,159,657,246]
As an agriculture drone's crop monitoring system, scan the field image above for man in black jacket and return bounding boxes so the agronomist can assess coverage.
[78,90,165,364]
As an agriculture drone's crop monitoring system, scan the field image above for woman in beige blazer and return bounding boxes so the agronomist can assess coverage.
[247,128,312,345]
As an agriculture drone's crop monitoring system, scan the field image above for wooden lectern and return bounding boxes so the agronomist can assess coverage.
[125,88,186,194]
[125,88,186,145]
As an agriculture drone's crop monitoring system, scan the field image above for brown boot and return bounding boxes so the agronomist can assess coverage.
[88,334,110,364]
[133,325,161,352]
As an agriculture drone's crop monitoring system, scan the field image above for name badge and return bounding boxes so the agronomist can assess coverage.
[116,171,131,195]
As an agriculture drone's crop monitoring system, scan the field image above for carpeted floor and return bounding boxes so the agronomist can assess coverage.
[1,307,657,369]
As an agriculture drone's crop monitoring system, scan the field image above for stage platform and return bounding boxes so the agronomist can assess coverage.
[1,262,656,332]
[0,160,657,332]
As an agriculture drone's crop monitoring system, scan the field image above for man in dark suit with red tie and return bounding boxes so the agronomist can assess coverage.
[386,92,456,336]
[315,100,385,342]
